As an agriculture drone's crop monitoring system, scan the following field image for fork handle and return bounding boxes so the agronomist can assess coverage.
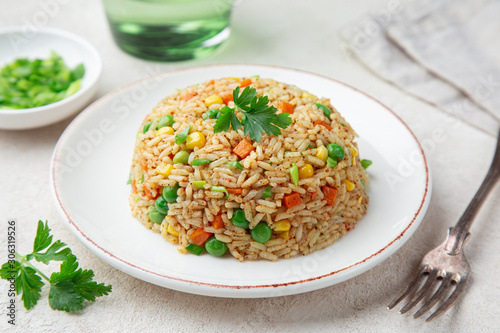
[446,132,500,255]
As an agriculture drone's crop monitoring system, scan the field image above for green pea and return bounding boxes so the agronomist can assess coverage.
[157,115,174,129]
[250,222,272,244]
[173,150,189,164]
[186,243,204,256]
[360,159,372,169]
[315,103,332,118]
[205,236,227,257]
[231,209,249,229]
[148,207,166,224]
[143,121,152,134]
[155,195,169,215]
[327,143,345,161]
[163,183,180,203]
[261,185,273,199]
[289,163,299,186]
[327,157,338,167]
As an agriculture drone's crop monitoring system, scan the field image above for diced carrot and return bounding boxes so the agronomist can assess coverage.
[182,92,197,101]
[189,228,213,246]
[207,80,215,86]
[313,121,331,130]
[222,93,233,105]
[139,157,148,170]
[144,186,158,200]
[283,192,302,209]
[233,139,254,159]
[131,180,137,193]
[280,101,294,114]
[311,191,318,199]
[226,188,242,195]
[240,78,252,88]
[212,214,224,230]
[322,185,338,206]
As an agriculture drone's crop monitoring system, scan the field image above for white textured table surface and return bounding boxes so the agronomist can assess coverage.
[1,1,500,332]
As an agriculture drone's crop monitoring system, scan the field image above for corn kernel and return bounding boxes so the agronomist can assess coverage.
[186,131,206,150]
[229,77,241,82]
[358,196,363,205]
[298,164,314,179]
[343,179,355,191]
[204,95,223,107]
[156,126,174,136]
[168,224,179,237]
[350,147,358,166]
[274,220,291,232]
[156,163,173,177]
[278,231,289,240]
[315,146,328,162]
[302,92,316,99]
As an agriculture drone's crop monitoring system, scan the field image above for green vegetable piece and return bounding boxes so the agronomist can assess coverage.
[327,157,338,167]
[71,64,85,80]
[155,195,169,215]
[361,179,365,189]
[203,109,220,120]
[157,115,174,129]
[148,208,166,224]
[340,123,346,127]
[143,121,152,134]
[250,222,272,244]
[175,125,191,145]
[163,183,180,203]
[225,161,243,170]
[327,143,345,161]
[315,103,332,118]
[360,159,373,169]
[186,243,205,256]
[230,209,249,229]
[204,236,227,257]
[173,150,189,164]
[210,186,229,199]
[64,80,81,98]
[289,163,299,186]
[126,173,132,185]
[261,185,273,199]
[190,159,212,166]
[193,180,207,189]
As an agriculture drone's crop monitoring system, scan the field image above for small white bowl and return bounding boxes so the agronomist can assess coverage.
[0,27,101,130]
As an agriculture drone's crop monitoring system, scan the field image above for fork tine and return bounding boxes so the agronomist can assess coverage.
[387,265,428,310]
[426,279,468,322]
[400,269,438,314]
[413,274,451,319]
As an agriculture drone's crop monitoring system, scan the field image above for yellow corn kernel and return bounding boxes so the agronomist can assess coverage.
[350,147,358,166]
[204,95,223,107]
[156,163,173,177]
[186,131,206,150]
[278,231,289,240]
[358,196,363,205]
[274,220,291,232]
[315,146,328,162]
[156,126,174,136]
[168,224,179,237]
[301,92,316,99]
[229,77,241,82]
[298,164,314,179]
[343,179,355,191]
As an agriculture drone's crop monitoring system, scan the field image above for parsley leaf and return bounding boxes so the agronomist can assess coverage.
[0,220,112,312]
[214,86,292,142]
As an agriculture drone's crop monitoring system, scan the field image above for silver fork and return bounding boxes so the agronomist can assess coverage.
[388,131,500,321]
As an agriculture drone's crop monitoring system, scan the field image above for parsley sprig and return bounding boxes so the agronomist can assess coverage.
[214,86,292,142]
[0,221,112,312]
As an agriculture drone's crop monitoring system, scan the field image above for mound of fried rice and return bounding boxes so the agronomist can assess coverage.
[129,77,369,261]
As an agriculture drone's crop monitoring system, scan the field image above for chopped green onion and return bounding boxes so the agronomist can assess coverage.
[289,163,299,186]
[143,121,152,134]
[327,157,338,167]
[175,125,191,145]
[211,186,229,199]
[249,74,260,79]
[340,123,346,127]
[315,103,332,118]
[190,159,212,166]
[225,161,243,170]
[361,179,365,189]
[360,159,372,169]
[140,174,144,183]
[193,180,207,189]
[186,243,205,256]
[126,172,132,185]
[261,186,273,199]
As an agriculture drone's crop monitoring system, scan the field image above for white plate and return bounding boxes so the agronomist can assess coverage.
[50,65,431,298]
[0,27,101,130]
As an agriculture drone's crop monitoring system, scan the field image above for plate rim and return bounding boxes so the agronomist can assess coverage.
[50,63,431,295]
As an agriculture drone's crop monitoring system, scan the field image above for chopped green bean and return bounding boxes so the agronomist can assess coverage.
[186,243,205,256]
[193,180,207,189]
[190,159,212,166]
[289,163,299,186]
